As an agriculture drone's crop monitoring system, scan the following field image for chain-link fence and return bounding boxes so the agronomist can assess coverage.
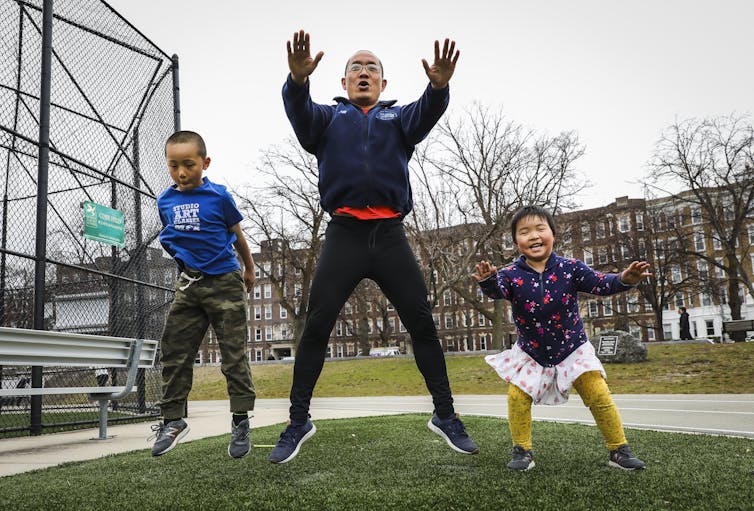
[0,0,178,436]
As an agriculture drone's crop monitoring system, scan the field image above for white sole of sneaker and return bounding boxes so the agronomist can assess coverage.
[153,425,190,457]
[271,423,317,464]
[508,460,535,471]
[228,440,250,459]
[427,419,479,455]
[608,460,645,470]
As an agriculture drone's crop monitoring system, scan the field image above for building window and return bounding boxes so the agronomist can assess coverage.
[254,264,261,279]
[443,291,452,306]
[700,293,712,306]
[588,300,598,317]
[336,321,343,336]
[444,314,454,329]
[621,244,631,259]
[264,305,272,320]
[627,299,639,313]
[666,211,676,229]
[294,283,302,297]
[691,207,702,225]
[618,215,630,233]
[281,324,289,338]
[376,318,383,331]
[706,320,715,336]
[399,320,406,332]
[265,326,273,341]
[264,284,272,299]
[478,313,486,326]
[255,349,262,362]
[638,241,647,259]
[255,328,261,341]
[254,306,261,321]
[694,232,705,251]
[253,286,261,300]
[279,305,287,319]
[388,318,396,333]
[748,224,754,244]
[636,212,644,231]
[596,222,606,239]
[581,223,591,242]
[670,265,682,284]
[584,249,593,266]
[387,302,395,311]
[263,262,271,276]
[697,260,709,281]
[674,293,684,307]
[479,335,487,350]
[598,248,608,264]
[602,300,613,316]
[712,235,722,250]
[433,314,440,328]
[368,320,374,334]
[646,327,655,341]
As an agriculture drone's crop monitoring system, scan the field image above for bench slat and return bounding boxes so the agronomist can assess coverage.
[0,386,127,397]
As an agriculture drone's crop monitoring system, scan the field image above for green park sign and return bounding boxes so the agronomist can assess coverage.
[82,201,125,248]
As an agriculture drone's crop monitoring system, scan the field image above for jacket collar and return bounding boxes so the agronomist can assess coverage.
[514,252,559,273]
[333,96,398,109]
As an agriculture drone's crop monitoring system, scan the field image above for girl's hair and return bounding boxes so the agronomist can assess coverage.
[510,205,557,241]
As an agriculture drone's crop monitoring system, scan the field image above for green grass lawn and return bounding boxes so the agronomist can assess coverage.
[190,342,754,400]
[0,414,752,510]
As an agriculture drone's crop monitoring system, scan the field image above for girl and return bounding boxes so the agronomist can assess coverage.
[472,205,651,471]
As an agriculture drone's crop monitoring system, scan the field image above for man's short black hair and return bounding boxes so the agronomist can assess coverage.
[510,205,557,241]
[165,130,206,159]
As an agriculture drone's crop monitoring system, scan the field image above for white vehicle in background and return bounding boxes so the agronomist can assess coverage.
[369,347,401,357]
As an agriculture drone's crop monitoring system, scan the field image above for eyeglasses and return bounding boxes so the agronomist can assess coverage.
[348,63,381,74]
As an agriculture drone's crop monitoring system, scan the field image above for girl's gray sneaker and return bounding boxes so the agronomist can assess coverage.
[507,445,535,471]
[608,444,646,470]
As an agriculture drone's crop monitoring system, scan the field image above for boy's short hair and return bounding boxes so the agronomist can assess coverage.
[510,205,557,241]
[165,130,206,159]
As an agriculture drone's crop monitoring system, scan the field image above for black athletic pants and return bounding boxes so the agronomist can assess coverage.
[289,215,455,422]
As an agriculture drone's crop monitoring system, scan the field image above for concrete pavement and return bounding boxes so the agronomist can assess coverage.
[1,394,753,477]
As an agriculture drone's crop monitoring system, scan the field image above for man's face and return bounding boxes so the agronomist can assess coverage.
[165,141,209,191]
[341,50,386,108]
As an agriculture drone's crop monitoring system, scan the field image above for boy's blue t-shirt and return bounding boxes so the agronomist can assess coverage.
[157,177,243,275]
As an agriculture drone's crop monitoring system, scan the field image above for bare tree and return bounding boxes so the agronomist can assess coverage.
[647,114,754,339]
[234,138,326,345]
[407,103,588,349]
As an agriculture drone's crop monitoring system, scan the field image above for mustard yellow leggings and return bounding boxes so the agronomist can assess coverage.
[507,370,627,451]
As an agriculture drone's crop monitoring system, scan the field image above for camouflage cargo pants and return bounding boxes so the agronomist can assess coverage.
[159,269,256,419]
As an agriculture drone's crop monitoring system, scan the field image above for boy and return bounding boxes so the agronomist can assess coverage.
[151,130,256,458]
[268,31,477,464]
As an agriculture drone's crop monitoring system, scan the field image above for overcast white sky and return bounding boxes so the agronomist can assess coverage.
[109,0,753,210]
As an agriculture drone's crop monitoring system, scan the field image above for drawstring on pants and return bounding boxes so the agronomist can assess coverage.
[178,271,203,291]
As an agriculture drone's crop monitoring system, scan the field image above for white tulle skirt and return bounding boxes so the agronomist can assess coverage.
[484,341,606,405]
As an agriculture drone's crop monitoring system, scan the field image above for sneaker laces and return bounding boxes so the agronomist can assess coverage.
[276,422,304,447]
[147,423,165,443]
[443,415,469,439]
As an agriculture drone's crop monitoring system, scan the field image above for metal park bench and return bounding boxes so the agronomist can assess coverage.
[0,327,158,439]
[722,319,754,340]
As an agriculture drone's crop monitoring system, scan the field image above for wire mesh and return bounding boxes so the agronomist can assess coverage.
[0,0,177,436]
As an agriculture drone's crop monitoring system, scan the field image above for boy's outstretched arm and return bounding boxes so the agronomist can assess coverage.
[230,223,255,291]
[620,261,653,286]
[422,38,460,90]
[287,29,324,85]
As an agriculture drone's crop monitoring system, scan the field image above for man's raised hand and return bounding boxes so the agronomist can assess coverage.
[287,30,324,85]
[422,38,460,90]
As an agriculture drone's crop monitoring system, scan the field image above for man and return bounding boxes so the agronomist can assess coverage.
[268,30,478,464]
[679,307,692,340]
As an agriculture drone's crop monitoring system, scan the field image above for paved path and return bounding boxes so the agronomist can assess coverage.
[1,394,752,477]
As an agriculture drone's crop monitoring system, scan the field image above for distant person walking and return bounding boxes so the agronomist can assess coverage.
[679,307,693,340]
[268,30,478,464]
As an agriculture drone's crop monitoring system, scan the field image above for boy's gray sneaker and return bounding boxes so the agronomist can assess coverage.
[228,418,250,459]
[150,418,189,456]
[427,413,479,454]
[268,419,316,464]
[507,445,535,471]
[609,444,646,470]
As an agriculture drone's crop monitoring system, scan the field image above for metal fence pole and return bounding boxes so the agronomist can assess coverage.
[31,0,54,436]
[172,54,180,131]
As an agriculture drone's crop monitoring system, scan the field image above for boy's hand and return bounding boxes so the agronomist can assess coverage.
[287,29,324,85]
[423,38,460,89]
[243,268,255,291]
[471,260,497,282]
[620,261,652,286]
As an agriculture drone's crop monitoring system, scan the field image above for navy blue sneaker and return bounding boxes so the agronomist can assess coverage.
[268,420,317,464]
[507,445,535,471]
[609,444,646,470]
[427,413,479,454]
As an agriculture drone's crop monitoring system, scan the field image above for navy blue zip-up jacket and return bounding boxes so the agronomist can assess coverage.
[479,252,632,367]
[282,74,449,215]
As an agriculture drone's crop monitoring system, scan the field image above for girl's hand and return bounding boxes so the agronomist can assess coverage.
[621,261,653,285]
[471,260,497,282]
